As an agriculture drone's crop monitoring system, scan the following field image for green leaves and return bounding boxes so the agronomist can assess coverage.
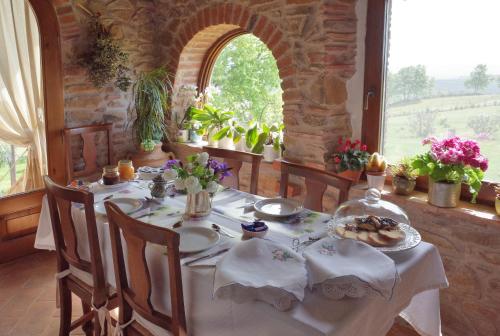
[412,152,485,202]
[132,67,171,147]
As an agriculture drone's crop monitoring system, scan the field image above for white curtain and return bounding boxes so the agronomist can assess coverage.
[0,0,46,192]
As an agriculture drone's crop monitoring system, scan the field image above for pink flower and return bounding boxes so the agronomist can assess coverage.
[334,156,341,164]
[361,144,367,151]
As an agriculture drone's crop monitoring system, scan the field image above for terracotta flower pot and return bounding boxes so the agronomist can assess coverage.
[337,169,362,184]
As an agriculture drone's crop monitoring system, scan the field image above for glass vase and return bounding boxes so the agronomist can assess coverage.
[185,190,212,218]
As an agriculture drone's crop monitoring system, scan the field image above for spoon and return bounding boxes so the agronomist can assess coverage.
[211,224,235,238]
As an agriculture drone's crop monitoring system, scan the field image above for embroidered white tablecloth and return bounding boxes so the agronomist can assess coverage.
[35,183,448,336]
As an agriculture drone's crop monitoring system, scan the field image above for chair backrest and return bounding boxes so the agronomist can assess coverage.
[279,160,353,212]
[105,202,187,336]
[43,175,107,304]
[203,147,262,195]
[64,123,113,182]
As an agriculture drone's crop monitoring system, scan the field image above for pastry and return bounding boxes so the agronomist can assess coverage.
[378,229,405,242]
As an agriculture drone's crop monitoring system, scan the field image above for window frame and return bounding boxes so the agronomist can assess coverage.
[362,0,497,206]
[197,28,247,93]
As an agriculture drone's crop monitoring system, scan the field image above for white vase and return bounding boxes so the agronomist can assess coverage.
[235,136,252,152]
[263,144,279,162]
[208,129,219,147]
[176,129,189,143]
[366,173,386,191]
[218,137,235,150]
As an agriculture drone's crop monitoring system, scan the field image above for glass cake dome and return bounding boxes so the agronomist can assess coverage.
[330,188,410,230]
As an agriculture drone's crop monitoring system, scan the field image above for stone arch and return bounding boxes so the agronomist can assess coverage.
[168,3,297,112]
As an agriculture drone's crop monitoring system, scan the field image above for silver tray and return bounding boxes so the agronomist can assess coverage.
[328,221,421,253]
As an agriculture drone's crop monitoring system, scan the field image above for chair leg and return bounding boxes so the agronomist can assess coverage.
[82,301,94,336]
[58,281,72,336]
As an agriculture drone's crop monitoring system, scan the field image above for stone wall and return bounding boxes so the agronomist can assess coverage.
[54,0,158,167]
[153,0,361,166]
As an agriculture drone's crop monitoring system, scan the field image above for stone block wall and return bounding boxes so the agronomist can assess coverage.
[54,0,159,166]
[154,0,360,166]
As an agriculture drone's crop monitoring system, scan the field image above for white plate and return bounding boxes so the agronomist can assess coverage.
[94,198,143,216]
[95,179,128,192]
[174,227,220,253]
[253,198,304,218]
[328,221,421,253]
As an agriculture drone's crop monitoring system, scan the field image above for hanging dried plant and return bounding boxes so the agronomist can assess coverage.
[77,14,131,91]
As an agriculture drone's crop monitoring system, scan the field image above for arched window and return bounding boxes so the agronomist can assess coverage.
[207,34,283,126]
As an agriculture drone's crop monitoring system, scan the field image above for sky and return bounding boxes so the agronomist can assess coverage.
[388,0,500,79]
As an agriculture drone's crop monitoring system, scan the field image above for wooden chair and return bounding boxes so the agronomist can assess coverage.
[279,160,353,212]
[44,176,117,336]
[203,146,262,195]
[105,202,187,336]
[64,123,113,183]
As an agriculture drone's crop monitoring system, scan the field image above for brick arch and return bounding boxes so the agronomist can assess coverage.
[169,3,296,104]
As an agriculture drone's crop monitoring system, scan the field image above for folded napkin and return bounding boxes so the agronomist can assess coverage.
[214,238,307,311]
[303,237,399,300]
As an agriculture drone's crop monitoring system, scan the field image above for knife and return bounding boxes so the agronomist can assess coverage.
[184,248,230,266]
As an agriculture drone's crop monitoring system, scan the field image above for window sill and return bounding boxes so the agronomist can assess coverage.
[350,183,500,225]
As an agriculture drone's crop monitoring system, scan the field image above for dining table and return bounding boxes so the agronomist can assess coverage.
[35,180,448,336]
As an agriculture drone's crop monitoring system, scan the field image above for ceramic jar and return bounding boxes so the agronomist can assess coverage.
[218,137,235,150]
[263,144,280,162]
[366,172,386,191]
[208,129,219,147]
[392,176,416,195]
[428,179,461,208]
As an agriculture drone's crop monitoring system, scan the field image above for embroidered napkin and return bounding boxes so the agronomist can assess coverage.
[214,238,307,311]
[303,237,399,300]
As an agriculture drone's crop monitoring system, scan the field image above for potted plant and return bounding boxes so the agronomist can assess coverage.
[191,105,233,147]
[412,136,488,207]
[390,157,419,195]
[494,185,500,216]
[132,67,170,152]
[246,123,284,161]
[189,120,204,144]
[365,152,387,191]
[212,119,245,150]
[332,137,369,183]
[163,152,231,217]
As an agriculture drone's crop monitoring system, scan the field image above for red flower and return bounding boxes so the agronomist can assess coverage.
[338,136,343,145]
[345,139,351,147]
[361,144,367,151]
[334,157,341,164]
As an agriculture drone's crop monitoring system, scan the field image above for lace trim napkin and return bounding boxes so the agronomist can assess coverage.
[303,237,399,300]
[214,238,307,311]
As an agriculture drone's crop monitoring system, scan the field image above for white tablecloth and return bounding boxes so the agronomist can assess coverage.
[35,183,448,336]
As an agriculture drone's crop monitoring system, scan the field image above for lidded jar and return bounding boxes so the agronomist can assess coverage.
[329,188,410,235]
[102,165,120,185]
[118,159,135,181]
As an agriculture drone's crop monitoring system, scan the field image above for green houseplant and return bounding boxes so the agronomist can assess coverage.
[332,137,369,183]
[212,119,245,150]
[245,122,284,161]
[190,105,233,147]
[132,67,171,152]
[390,157,419,195]
[412,136,488,207]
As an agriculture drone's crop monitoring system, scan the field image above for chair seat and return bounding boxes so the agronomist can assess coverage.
[68,265,116,296]
[109,308,172,336]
